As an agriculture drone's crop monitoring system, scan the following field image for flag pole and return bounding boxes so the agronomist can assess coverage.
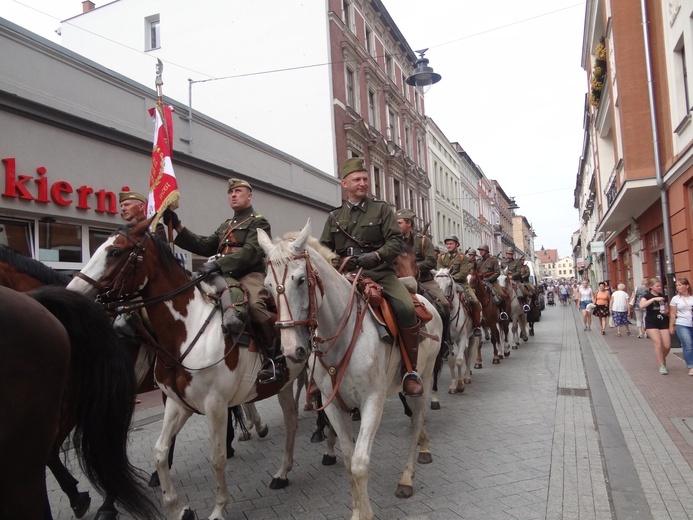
[154,60,174,249]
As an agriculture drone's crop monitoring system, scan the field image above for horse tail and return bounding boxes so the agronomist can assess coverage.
[29,286,161,520]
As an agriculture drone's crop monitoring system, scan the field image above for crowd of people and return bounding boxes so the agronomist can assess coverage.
[550,275,693,377]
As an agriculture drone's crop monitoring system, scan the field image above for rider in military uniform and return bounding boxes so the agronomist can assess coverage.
[437,235,482,336]
[395,209,451,351]
[163,178,284,384]
[477,244,509,321]
[320,158,423,397]
[504,248,531,312]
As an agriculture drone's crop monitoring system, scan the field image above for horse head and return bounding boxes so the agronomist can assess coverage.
[392,243,419,280]
[259,219,330,363]
[433,268,454,301]
[69,218,181,306]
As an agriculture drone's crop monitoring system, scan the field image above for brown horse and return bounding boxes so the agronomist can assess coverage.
[469,272,508,367]
[0,286,160,520]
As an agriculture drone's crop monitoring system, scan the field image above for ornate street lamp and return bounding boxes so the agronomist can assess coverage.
[406,49,442,93]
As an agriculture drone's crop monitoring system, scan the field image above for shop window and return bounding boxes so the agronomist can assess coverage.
[38,220,82,263]
[0,218,33,257]
[89,228,112,256]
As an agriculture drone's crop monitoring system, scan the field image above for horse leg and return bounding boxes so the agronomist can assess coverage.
[492,325,502,364]
[430,350,442,408]
[520,313,529,342]
[511,319,519,350]
[447,344,458,394]
[47,452,91,518]
[475,333,484,369]
[148,433,176,488]
[153,401,193,520]
[399,391,414,416]
[269,385,299,489]
[206,398,233,520]
[240,403,268,441]
[323,423,338,466]
[323,406,359,517]
[463,336,476,385]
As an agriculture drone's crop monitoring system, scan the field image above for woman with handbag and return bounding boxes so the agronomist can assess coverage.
[640,278,671,375]
[610,283,631,337]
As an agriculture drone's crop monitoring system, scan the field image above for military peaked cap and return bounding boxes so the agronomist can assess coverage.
[119,186,147,204]
[395,208,416,221]
[227,178,253,192]
[339,157,366,179]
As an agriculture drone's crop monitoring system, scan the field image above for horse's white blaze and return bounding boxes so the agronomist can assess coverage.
[67,235,116,296]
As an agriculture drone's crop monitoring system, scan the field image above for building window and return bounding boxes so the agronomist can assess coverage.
[387,106,399,144]
[393,178,401,209]
[368,89,378,128]
[145,14,160,51]
[404,125,412,156]
[365,26,374,57]
[373,166,381,198]
[674,37,691,129]
[385,54,394,80]
[0,218,33,257]
[401,72,407,96]
[342,0,352,31]
[38,220,82,263]
[346,68,355,108]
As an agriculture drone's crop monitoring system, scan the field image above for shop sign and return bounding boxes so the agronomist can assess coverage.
[1,158,118,214]
[590,241,605,253]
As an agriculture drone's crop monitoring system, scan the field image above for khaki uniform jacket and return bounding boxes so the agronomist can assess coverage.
[403,232,436,282]
[505,258,523,281]
[319,197,402,281]
[478,254,501,283]
[174,205,270,279]
[437,251,473,285]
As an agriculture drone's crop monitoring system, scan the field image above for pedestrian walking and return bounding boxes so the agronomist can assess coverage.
[630,278,648,338]
[559,282,569,306]
[669,278,693,376]
[594,281,611,335]
[640,278,671,375]
[578,280,594,330]
[610,283,631,336]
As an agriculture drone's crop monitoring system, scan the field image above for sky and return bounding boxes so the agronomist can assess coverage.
[0,0,587,258]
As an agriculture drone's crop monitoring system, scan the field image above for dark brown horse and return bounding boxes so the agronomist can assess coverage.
[469,272,508,367]
[0,286,160,520]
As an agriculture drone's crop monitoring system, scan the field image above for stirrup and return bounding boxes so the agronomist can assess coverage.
[499,311,509,321]
[258,358,280,384]
[473,327,482,337]
[401,372,423,397]
[523,304,531,312]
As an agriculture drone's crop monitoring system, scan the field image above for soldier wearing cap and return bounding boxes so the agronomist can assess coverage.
[477,244,509,321]
[119,187,148,223]
[504,248,532,311]
[395,208,452,349]
[320,157,423,396]
[436,235,482,335]
[163,178,285,384]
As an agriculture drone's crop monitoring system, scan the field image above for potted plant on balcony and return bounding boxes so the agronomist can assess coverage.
[589,36,607,107]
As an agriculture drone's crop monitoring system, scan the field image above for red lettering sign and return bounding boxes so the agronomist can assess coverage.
[1,158,118,215]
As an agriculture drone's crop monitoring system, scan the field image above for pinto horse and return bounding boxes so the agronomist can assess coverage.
[498,274,528,349]
[469,272,508,367]
[259,220,442,520]
[0,286,160,520]
[68,219,305,520]
[433,268,479,396]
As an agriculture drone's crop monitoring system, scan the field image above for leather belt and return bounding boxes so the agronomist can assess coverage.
[339,246,376,257]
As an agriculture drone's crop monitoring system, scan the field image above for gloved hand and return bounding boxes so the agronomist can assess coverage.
[357,251,381,269]
[197,260,222,276]
[162,209,181,229]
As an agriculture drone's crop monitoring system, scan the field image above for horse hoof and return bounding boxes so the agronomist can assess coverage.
[71,491,91,519]
[269,477,289,489]
[148,470,160,488]
[430,400,441,409]
[448,388,456,395]
[529,330,535,336]
[474,363,482,369]
[94,509,118,520]
[182,508,196,520]
[322,454,337,466]
[395,484,414,499]
[457,385,465,393]
[417,451,433,464]
[311,429,325,443]
[492,359,500,364]
[226,444,235,459]
[258,424,269,438]
[238,431,252,442]
[463,378,471,384]
[511,345,518,350]
[522,335,528,342]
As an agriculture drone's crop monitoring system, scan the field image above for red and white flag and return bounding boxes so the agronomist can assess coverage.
[147,102,179,230]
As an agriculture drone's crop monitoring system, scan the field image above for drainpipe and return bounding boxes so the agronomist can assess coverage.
[640,0,676,296]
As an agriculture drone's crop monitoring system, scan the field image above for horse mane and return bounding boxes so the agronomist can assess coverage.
[147,232,187,273]
[271,231,338,265]
[0,245,72,286]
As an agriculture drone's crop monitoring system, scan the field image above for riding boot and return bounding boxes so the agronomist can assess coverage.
[441,320,451,360]
[255,317,287,384]
[400,323,423,397]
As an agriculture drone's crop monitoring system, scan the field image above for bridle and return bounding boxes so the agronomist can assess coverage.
[434,270,455,304]
[266,249,367,412]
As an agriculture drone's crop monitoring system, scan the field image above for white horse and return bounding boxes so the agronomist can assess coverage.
[432,268,479,395]
[258,221,442,520]
[498,274,528,350]
[68,219,305,520]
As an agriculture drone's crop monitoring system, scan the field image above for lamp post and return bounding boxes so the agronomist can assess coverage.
[405,49,442,93]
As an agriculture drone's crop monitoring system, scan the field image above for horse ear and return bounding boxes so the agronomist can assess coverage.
[257,228,273,256]
[291,219,311,253]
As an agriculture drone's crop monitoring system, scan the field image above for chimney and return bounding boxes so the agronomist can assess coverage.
[82,1,95,13]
